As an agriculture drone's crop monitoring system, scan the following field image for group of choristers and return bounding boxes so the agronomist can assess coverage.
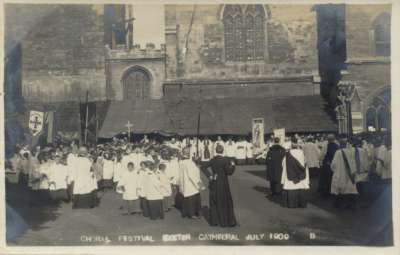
[66,144,206,220]
[115,153,177,220]
[165,136,255,164]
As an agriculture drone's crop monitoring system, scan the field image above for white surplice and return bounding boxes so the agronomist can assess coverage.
[70,157,97,195]
[156,170,172,197]
[48,163,69,190]
[178,159,203,197]
[66,153,78,185]
[141,171,164,200]
[118,169,141,200]
[113,161,125,185]
[102,159,114,180]
[38,162,52,190]
[281,149,310,190]
[225,141,237,158]
[235,141,247,160]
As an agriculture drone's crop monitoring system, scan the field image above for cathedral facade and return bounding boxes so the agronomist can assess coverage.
[4,4,391,134]
[163,4,320,99]
[6,4,321,102]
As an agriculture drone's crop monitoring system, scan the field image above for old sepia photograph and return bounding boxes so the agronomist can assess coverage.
[2,0,395,249]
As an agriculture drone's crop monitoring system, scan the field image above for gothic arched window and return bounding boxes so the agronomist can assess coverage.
[366,88,391,131]
[122,67,151,100]
[372,12,391,57]
[223,5,266,62]
[366,107,377,131]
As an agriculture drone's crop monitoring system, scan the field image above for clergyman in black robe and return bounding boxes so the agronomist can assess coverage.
[265,137,286,197]
[318,134,339,197]
[201,145,237,227]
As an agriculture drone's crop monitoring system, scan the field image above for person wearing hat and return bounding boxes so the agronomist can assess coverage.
[70,146,98,209]
[201,144,237,227]
[177,147,204,219]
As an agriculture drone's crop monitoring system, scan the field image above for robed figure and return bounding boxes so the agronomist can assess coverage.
[177,147,204,219]
[70,147,98,209]
[266,137,286,197]
[201,145,237,227]
[318,134,339,197]
[281,140,310,208]
[330,137,359,209]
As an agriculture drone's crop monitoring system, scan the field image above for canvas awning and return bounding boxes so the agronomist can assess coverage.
[97,95,337,138]
[98,100,166,138]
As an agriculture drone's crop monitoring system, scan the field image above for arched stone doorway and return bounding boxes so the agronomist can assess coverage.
[121,66,151,100]
[365,87,391,131]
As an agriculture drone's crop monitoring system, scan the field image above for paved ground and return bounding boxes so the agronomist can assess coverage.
[6,165,393,246]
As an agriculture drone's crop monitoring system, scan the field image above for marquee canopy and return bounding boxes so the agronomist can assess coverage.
[97,95,337,138]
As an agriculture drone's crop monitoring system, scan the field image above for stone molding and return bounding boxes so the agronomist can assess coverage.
[346,57,390,65]
[164,75,314,86]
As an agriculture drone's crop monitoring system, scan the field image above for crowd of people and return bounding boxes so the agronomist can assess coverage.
[266,133,392,209]
[5,132,391,228]
[6,135,239,227]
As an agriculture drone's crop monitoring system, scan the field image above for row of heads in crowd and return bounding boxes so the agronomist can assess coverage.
[12,132,391,165]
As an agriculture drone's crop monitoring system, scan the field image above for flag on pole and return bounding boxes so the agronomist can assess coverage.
[252,118,264,149]
[28,111,44,137]
[80,101,97,145]
[28,110,58,148]
[46,111,55,144]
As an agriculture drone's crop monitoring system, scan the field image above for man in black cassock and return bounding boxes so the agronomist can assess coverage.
[265,137,286,197]
[318,134,339,197]
[201,145,237,227]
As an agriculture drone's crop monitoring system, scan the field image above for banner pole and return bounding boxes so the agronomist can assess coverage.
[196,108,200,157]
[84,90,89,145]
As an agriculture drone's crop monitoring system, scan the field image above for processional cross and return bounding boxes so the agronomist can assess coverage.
[125,121,134,141]
[30,116,42,129]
